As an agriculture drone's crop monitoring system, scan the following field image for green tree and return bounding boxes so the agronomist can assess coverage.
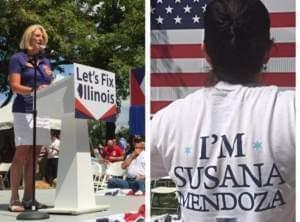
[0,0,144,143]
[0,0,144,104]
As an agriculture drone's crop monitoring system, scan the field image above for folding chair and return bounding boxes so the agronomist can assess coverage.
[101,161,127,188]
[91,161,105,191]
[151,177,180,217]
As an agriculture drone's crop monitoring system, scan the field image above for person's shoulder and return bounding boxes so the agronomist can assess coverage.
[277,88,295,98]
[112,144,123,152]
[247,85,294,99]
[275,89,295,109]
[10,51,28,67]
[117,145,125,153]
[11,51,26,60]
[40,56,50,65]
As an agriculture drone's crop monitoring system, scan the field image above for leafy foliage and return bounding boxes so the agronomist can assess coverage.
[0,0,144,104]
[0,0,144,143]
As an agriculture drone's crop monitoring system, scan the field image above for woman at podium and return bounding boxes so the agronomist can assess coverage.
[8,24,52,212]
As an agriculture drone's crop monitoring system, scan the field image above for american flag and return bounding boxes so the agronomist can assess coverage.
[150,0,295,114]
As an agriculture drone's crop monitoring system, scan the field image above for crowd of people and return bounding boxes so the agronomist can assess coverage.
[93,134,145,194]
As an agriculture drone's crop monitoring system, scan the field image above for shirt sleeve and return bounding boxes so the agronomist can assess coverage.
[151,113,169,179]
[272,90,295,185]
[273,90,295,150]
[9,54,23,74]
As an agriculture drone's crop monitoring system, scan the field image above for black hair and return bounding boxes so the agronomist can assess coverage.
[204,0,273,84]
[50,129,60,139]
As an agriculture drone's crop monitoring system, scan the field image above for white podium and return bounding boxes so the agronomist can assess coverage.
[36,75,109,214]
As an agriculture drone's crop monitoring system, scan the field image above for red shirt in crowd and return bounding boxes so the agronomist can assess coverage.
[101,144,124,162]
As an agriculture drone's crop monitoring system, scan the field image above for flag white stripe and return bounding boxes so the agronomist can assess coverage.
[271,28,295,43]
[261,0,295,12]
[151,87,199,101]
[151,58,295,73]
[151,86,295,101]
[151,28,295,44]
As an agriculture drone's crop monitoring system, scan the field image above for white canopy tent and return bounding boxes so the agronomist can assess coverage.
[0,102,61,130]
[0,103,13,130]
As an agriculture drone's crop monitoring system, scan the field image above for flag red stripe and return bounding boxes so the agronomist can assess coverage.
[151,73,209,86]
[151,43,294,58]
[151,72,295,113]
[151,101,172,114]
[259,72,295,87]
[151,72,295,87]
[270,12,295,27]
[151,44,204,58]
[271,43,295,57]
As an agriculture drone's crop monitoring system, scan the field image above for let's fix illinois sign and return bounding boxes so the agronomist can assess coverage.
[74,63,117,120]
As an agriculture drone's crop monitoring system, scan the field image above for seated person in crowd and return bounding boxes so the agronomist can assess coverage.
[100,139,124,163]
[107,141,145,193]
[125,135,144,158]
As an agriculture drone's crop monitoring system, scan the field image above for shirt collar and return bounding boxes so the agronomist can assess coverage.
[214,81,242,91]
[20,51,47,65]
[215,81,262,91]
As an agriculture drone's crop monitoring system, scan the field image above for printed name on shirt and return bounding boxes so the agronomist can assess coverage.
[174,133,286,213]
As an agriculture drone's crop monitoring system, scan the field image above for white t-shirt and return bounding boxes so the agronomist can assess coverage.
[151,81,295,222]
[47,138,60,159]
[127,151,145,178]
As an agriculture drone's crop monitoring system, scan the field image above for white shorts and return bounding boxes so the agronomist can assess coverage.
[13,113,51,147]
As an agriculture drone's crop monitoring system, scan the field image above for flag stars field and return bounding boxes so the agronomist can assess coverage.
[156,16,164,24]
[192,15,200,23]
[165,5,173,14]
[174,16,182,24]
[151,7,156,14]
[184,5,192,13]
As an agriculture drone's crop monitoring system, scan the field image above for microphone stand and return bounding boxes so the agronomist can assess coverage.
[17,54,50,220]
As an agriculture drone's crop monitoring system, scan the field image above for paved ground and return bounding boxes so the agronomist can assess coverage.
[0,189,144,222]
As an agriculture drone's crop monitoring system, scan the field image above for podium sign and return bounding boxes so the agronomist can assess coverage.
[74,63,117,120]
[36,63,111,214]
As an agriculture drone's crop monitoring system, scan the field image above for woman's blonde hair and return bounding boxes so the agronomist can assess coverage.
[19,24,48,51]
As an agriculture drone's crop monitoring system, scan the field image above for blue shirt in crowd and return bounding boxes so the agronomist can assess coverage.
[9,51,52,113]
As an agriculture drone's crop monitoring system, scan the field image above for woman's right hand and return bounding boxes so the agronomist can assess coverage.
[43,65,52,77]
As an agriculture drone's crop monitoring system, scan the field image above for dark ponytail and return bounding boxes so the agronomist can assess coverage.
[204,0,273,84]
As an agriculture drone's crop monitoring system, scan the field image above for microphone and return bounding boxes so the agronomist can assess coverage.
[40,45,58,56]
